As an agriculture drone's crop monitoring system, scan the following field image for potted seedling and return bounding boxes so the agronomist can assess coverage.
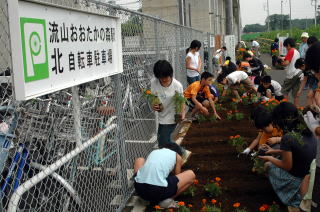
[143,89,164,112]
[173,91,188,123]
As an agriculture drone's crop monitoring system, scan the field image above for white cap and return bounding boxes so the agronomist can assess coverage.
[301,32,309,38]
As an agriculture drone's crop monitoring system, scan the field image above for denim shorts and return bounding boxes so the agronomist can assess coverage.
[187,75,200,85]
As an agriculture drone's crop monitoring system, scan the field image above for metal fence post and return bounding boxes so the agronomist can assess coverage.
[112,74,128,196]
[207,33,213,74]
[154,20,160,60]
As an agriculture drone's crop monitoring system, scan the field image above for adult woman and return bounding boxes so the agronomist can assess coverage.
[185,40,202,84]
[133,143,195,208]
[259,102,316,209]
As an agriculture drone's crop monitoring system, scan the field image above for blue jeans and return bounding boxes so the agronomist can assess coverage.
[187,75,200,85]
[157,124,177,148]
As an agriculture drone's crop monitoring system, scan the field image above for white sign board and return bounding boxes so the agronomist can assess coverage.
[224,35,236,63]
[209,35,215,48]
[278,37,288,56]
[8,0,123,100]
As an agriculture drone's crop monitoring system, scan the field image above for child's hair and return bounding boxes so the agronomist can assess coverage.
[162,143,183,156]
[186,40,202,54]
[305,42,320,73]
[201,72,213,80]
[243,52,252,60]
[254,111,273,130]
[261,75,272,84]
[236,60,241,66]
[153,60,173,78]
[222,46,227,50]
[217,73,226,83]
[274,38,279,42]
[283,38,295,47]
[294,58,305,69]
[254,76,261,85]
[251,105,268,120]
[272,102,312,136]
[307,36,318,46]
[226,56,231,61]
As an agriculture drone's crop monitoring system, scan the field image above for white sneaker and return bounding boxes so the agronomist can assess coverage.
[158,198,178,208]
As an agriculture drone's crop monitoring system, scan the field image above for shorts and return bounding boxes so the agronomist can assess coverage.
[187,75,200,85]
[134,175,179,203]
[282,74,302,97]
[187,95,207,109]
[306,75,319,90]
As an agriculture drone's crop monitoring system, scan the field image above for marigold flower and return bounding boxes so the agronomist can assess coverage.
[262,204,269,210]
[232,98,237,102]
[201,206,207,212]
[145,90,152,95]
[194,179,199,185]
[154,205,161,209]
[211,199,217,204]
[265,103,269,106]
[235,135,240,138]
[259,206,266,211]
[188,204,193,208]
[282,99,288,102]
[261,101,266,104]
[215,182,220,187]
[202,199,207,205]
[168,209,174,212]
[233,202,240,208]
[178,201,185,206]
[215,177,221,182]
[210,180,214,183]
[230,136,234,139]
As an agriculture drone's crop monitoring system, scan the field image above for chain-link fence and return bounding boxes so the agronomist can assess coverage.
[0,0,203,211]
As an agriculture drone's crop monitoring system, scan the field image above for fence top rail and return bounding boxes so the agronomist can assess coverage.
[88,0,203,33]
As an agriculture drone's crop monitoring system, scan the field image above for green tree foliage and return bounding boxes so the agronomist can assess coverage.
[267,14,290,30]
[121,15,143,36]
[243,24,266,33]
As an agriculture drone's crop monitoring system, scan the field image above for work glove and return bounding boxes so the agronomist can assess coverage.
[303,111,320,135]
[242,147,251,155]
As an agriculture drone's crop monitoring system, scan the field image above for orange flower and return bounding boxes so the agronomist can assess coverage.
[261,101,266,104]
[232,98,237,102]
[265,103,269,106]
[210,180,214,183]
[154,205,161,209]
[188,204,193,208]
[201,206,207,212]
[262,204,269,210]
[202,199,207,205]
[259,206,266,211]
[215,182,220,187]
[211,199,217,204]
[145,90,152,95]
[235,135,240,138]
[229,136,234,139]
[194,179,199,185]
[168,209,174,212]
[233,202,240,208]
[178,201,185,206]
[239,48,246,51]
[282,99,288,102]
[215,177,221,182]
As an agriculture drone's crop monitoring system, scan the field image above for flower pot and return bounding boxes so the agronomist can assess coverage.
[175,114,182,123]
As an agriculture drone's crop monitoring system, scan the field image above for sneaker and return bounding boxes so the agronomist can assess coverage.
[159,198,178,208]
[182,150,192,165]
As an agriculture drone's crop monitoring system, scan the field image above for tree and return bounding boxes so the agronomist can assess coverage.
[243,24,266,33]
[266,14,290,30]
[121,15,143,36]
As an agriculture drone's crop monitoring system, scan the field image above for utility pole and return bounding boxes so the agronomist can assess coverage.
[188,3,191,27]
[209,0,213,33]
[178,0,183,25]
[281,0,284,30]
[267,0,270,31]
[289,0,292,35]
[311,0,318,26]
[225,0,233,35]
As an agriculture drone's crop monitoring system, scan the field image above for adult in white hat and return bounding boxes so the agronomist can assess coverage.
[299,32,309,59]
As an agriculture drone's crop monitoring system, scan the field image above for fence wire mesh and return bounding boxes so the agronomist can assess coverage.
[0,0,204,211]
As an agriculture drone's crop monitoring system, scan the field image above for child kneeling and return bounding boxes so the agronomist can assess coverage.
[133,143,195,208]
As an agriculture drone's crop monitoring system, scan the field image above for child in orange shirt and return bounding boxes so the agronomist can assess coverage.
[242,107,282,155]
[184,72,221,119]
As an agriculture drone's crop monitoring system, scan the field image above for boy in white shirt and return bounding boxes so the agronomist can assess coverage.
[217,71,257,100]
[151,60,191,159]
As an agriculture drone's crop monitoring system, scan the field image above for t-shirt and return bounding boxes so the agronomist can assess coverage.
[258,84,275,96]
[252,40,260,47]
[271,80,282,96]
[280,134,317,178]
[226,71,248,85]
[208,85,219,98]
[184,81,211,99]
[135,148,176,187]
[299,42,308,59]
[151,78,183,125]
[259,128,283,145]
[186,51,200,77]
[284,48,301,79]
[248,58,264,76]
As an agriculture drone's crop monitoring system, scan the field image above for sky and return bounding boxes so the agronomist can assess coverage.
[240,0,317,26]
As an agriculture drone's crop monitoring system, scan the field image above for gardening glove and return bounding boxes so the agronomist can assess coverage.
[303,111,320,135]
[242,147,251,155]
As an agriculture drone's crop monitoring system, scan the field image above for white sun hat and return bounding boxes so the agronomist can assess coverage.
[301,32,309,38]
